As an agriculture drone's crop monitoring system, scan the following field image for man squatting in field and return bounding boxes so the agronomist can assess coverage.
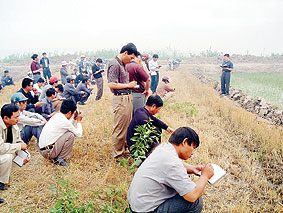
[0,104,30,194]
[220,54,233,95]
[107,43,138,161]
[39,100,83,166]
[128,127,214,213]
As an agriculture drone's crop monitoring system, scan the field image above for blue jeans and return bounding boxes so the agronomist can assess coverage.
[154,195,203,213]
[21,125,43,144]
[151,72,159,93]
[43,67,51,81]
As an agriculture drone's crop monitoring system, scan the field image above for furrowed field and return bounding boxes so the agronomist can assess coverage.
[0,60,282,212]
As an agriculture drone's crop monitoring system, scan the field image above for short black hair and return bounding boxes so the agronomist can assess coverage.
[146,94,163,108]
[96,58,103,63]
[1,104,19,119]
[4,70,9,73]
[224,54,230,57]
[136,51,141,57]
[153,54,159,58]
[60,100,77,114]
[31,54,38,60]
[37,77,45,83]
[83,71,88,74]
[46,88,56,97]
[120,43,138,56]
[169,127,200,148]
[22,77,33,88]
[55,84,64,92]
[82,76,89,83]
[42,52,47,55]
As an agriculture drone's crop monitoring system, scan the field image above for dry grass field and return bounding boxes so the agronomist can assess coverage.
[0,64,282,212]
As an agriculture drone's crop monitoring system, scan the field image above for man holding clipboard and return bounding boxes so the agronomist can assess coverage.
[0,104,30,192]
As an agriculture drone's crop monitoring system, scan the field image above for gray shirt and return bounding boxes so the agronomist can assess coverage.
[128,143,196,212]
[222,60,233,72]
[60,67,69,85]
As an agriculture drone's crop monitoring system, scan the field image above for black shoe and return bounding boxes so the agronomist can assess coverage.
[78,102,85,105]
[0,198,4,203]
[54,158,68,166]
[0,182,8,191]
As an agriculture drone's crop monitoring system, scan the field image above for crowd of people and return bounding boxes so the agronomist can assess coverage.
[0,43,214,213]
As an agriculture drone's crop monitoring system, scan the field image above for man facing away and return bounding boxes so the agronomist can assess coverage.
[39,99,82,166]
[128,127,214,213]
[107,43,138,160]
[0,104,29,191]
[220,54,233,95]
[40,52,51,82]
[11,93,46,145]
[91,58,104,101]
[60,61,69,85]
[126,52,151,114]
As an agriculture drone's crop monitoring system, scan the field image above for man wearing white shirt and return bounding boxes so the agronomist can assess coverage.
[149,54,161,93]
[39,99,83,166]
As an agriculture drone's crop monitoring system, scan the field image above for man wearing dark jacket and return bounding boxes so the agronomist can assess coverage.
[127,94,173,156]
[76,77,92,105]
[18,78,42,112]
[62,75,85,104]
[40,52,51,82]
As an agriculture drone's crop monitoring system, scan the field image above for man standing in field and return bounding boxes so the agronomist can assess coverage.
[91,58,104,101]
[40,52,51,82]
[149,54,161,93]
[220,54,233,95]
[107,43,137,161]
[126,52,151,113]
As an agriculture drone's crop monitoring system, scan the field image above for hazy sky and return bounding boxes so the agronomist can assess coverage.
[0,0,282,57]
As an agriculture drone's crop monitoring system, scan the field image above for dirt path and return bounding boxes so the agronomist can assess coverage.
[0,65,282,212]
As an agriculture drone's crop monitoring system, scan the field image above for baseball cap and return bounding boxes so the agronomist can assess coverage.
[50,76,58,83]
[62,61,68,66]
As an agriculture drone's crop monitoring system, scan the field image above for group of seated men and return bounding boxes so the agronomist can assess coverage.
[0,73,87,203]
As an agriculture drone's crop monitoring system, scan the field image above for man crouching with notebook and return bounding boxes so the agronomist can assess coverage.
[0,104,29,193]
[128,127,214,213]
[39,100,82,166]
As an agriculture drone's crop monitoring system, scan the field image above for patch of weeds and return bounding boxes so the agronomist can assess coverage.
[49,179,129,213]
[165,100,198,116]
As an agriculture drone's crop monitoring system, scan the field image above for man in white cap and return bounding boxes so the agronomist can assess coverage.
[60,61,69,85]
[79,55,87,73]
[156,76,175,101]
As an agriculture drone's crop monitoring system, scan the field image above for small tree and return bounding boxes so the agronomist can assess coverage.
[129,119,160,171]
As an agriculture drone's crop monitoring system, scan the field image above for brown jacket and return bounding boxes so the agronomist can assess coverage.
[156,82,175,97]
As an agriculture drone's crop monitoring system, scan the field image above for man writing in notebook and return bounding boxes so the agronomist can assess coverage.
[128,127,214,213]
[0,104,29,191]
